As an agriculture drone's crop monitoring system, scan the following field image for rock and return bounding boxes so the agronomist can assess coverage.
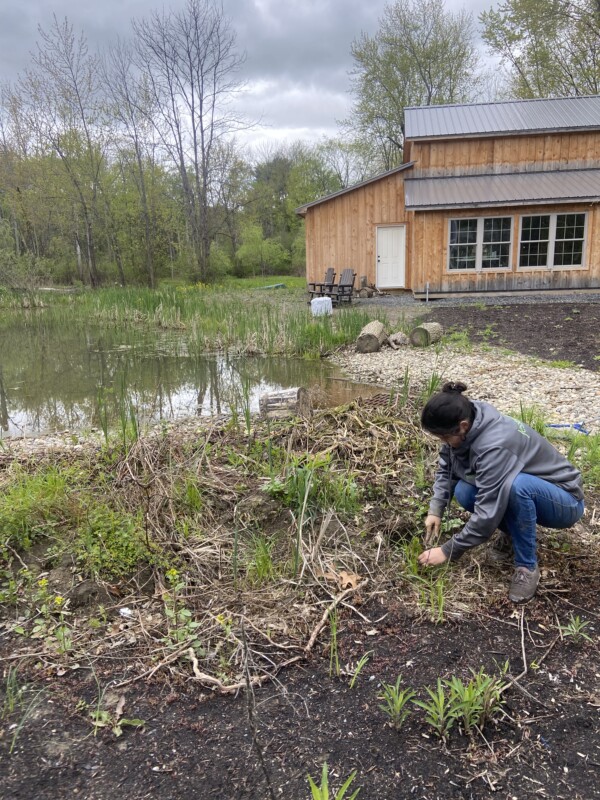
[68,579,112,609]
[388,331,409,349]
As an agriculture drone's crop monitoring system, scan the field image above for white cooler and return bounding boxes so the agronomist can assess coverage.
[310,296,333,316]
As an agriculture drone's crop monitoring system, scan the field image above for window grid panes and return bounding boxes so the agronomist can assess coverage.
[519,213,586,269]
[482,218,512,269]
[553,213,585,267]
[448,217,512,271]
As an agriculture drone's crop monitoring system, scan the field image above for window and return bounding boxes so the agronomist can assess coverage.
[519,213,586,269]
[448,217,512,271]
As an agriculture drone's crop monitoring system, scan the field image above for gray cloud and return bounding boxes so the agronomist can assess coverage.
[0,0,491,145]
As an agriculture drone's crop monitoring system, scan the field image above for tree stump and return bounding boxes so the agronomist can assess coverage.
[409,322,443,347]
[259,387,311,420]
[356,320,387,353]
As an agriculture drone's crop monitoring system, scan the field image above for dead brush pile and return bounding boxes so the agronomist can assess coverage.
[0,395,438,690]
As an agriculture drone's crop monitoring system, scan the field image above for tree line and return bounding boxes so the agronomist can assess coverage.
[0,0,598,288]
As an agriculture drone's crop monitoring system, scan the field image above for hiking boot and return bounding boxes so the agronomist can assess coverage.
[487,532,513,563]
[508,566,540,603]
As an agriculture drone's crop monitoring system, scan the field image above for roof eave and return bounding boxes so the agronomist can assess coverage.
[406,126,600,141]
[407,197,600,211]
[295,161,415,216]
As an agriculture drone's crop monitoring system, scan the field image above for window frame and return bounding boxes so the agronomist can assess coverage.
[447,216,513,273]
[517,212,588,271]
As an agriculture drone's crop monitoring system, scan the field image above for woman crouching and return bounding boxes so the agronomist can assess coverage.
[418,382,584,603]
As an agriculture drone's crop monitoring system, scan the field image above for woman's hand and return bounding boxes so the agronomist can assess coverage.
[424,514,441,545]
[418,547,447,567]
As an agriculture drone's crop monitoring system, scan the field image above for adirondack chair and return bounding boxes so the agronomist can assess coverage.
[307,268,336,299]
[330,269,356,305]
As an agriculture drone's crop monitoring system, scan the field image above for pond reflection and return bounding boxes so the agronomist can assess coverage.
[0,316,380,437]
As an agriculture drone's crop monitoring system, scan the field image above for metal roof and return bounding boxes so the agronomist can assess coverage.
[405,95,600,139]
[404,168,600,210]
[295,162,414,216]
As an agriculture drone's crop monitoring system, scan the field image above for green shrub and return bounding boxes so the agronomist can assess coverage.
[75,506,151,579]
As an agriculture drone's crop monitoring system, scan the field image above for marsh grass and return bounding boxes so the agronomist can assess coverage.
[567,432,600,489]
[509,402,549,436]
[245,534,276,586]
[23,284,376,358]
[0,465,80,557]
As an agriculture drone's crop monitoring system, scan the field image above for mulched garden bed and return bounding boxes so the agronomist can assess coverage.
[425,301,600,371]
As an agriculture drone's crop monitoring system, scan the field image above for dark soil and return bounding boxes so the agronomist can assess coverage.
[425,301,600,371]
[1,301,599,800]
[2,528,600,800]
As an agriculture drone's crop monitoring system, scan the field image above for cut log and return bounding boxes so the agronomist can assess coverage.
[259,387,311,420]
[356,320,387,353]
[409,322,443,347]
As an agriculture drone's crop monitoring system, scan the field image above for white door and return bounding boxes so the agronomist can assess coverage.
[376,225,406,289]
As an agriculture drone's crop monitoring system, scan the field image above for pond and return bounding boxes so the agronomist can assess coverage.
[0,315,381,438]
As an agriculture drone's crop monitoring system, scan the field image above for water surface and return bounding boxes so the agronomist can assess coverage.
[0,316,380,437]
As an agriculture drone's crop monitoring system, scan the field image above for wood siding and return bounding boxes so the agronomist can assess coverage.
[304,171,409,287]
[410,203,600,294]
[410,131,600,177]
[304,128,600,295]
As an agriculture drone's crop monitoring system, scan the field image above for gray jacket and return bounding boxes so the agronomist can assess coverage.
[428,401,584,561]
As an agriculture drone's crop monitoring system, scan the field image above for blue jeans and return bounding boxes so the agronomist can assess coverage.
[454,474,584,570]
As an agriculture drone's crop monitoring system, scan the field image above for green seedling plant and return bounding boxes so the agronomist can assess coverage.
[347,651,373,689]
[2,663,44,754]
[88,667,145,738]
[163,568,201,647]
[471,664,509,726]
[418,572,448,624]
[378,674,416,731]
[245,534,276,586]
[52,595,73,655]
[413,678,458,743]
[401,536,423,577]
[400,538,450,623]
[307,762,361,800]
[445,675,485,736]
[2,665,26,719]
[89,707,145,738]
[559,614,593,643]
[8,688,45,754]
[430,667,508,738]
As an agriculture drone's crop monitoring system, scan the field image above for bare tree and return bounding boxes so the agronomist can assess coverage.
[104,40,161,287]
[14,16,106,286]
[132,0,245,281]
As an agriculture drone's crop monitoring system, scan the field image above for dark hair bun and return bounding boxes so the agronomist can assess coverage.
[441,381,468,394]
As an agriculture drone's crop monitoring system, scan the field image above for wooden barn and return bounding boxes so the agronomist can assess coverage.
[297,95,600,297]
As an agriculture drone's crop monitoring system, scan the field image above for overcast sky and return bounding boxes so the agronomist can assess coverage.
[0,0,494,150]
